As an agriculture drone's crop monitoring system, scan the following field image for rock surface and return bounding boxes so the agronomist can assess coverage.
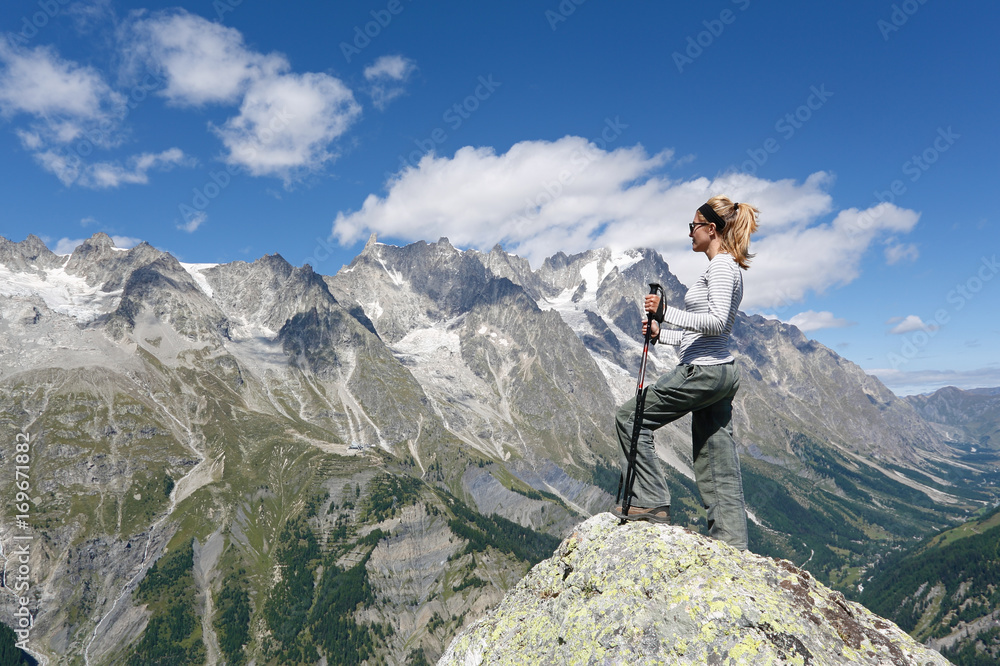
[439,514,949,665]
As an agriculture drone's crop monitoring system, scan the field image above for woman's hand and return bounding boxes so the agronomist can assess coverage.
[642,319,660,339]
[644,294,661,315]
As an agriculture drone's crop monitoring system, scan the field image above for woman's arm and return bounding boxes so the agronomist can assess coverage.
[662,258,739,336]
[642,318,683,346]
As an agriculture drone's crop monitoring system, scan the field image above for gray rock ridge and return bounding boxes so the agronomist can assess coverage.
[203,252,340,336]
[332,236,953,467]
[905,385,1000,449]
[440,513,950,666]
[64,234,166,291]
[0,233,65,272]
[328,238,621,475]
[730,313,948,462]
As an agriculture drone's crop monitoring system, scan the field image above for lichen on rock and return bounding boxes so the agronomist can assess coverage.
[439,513,949,665]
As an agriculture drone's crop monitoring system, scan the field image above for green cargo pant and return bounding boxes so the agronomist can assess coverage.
[616,361,748,550]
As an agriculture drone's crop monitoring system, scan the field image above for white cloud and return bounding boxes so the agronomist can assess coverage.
[363,55,416,111]
[178,210,207,233]
[365,55,417,111]
[786,310,855,332]
[364,55,415,82]
[0,43,123,123]
[213,72,361,181]
[53,237,85,255]
[111,235,143,248]
[69,0,115,33]
[885,242,919,265]
[35,147,191,188]
[127,9,361,182]
[331,137,919,310]
[742,202,919,311]
[0,42,125,148]
[868,366,1000,396]
[127,10,284,106]
[888,315,936,335]
[0,42,194,188]
[81,216,99,227]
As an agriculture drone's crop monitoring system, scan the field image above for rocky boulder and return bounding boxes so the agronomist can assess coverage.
[439,514,948,665]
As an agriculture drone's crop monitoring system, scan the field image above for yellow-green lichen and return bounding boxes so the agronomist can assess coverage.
[439,514,951,666]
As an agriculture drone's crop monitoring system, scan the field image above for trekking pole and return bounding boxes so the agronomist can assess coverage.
[617,282,665,524]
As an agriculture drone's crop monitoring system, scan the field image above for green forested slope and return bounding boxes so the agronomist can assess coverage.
[860,505,1000,665]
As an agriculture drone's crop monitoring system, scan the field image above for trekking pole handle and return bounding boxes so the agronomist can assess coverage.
[634,283,664,394]
[646,283,665,324]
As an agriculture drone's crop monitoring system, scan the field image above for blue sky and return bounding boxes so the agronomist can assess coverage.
[0,0,997,396]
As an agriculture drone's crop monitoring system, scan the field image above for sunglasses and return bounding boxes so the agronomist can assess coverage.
[688,222,710,233]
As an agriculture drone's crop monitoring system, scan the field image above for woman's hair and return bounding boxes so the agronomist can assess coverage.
[697,195,759,269]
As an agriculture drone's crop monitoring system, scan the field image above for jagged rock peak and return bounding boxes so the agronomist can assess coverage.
[62,234,167,290]
[84,231,114,249]
[251,252,294,275]
[365,231,378,249]
[0,233,64,270]
[65,232,115,265]
[440,514,948,665]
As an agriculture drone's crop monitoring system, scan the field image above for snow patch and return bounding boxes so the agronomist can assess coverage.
[228,316,277,341]
[610,248,643,275]
[181,263,218,298]
[573,250,643,304]
[373,247,406,287]
[364,300,384,320]
[0,264,122,322]
[393,326,461,357]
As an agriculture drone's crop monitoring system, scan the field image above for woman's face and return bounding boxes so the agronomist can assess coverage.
[689,213,714,253]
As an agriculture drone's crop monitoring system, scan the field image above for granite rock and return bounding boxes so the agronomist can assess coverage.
[440,513,949,666]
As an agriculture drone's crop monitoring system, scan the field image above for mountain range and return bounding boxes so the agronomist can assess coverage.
[905,385,1000,450]
[0,232,997,664]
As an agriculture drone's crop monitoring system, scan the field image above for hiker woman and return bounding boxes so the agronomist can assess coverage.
[613,195,759,551]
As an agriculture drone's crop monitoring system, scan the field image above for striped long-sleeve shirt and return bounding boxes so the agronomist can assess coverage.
[658,253,743,365]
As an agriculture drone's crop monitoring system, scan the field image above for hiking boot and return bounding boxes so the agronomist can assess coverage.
[611,505,670,524]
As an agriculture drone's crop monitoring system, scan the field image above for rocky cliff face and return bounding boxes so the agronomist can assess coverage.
[440,513,949,665]
[905,386,1000,450]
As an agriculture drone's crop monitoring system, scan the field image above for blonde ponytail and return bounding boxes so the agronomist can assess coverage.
[700,195,759,269]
